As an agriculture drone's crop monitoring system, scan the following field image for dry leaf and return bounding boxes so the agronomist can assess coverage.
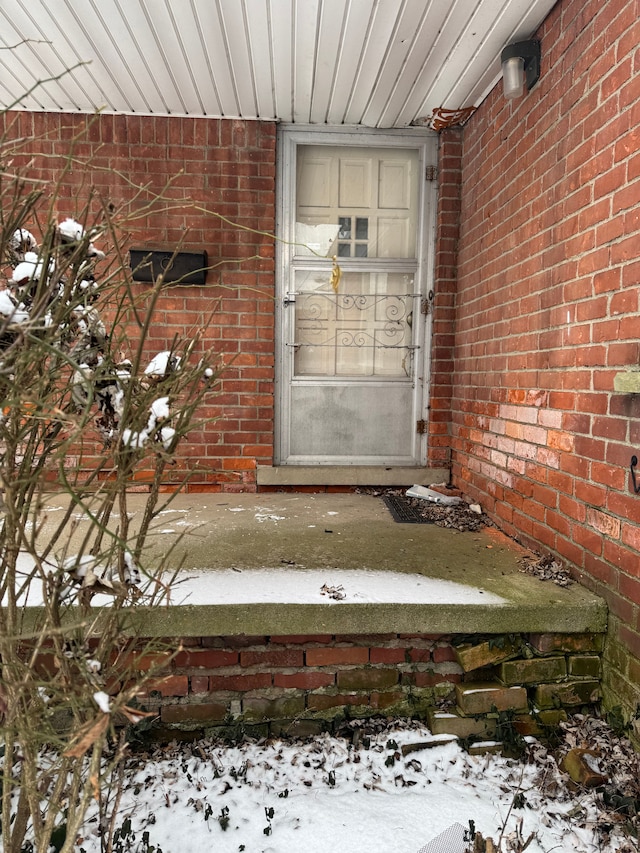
[63,714,109,758]
[120,705,158,724]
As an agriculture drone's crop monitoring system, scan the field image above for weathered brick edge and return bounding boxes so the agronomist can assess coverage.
[116,631,605,739]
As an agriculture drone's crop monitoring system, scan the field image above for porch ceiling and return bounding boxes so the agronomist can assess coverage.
[0,0,556,127]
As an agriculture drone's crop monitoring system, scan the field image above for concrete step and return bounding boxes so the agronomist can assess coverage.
[22,493,606,640]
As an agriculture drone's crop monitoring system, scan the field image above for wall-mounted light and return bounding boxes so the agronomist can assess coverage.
[500,40,541,99]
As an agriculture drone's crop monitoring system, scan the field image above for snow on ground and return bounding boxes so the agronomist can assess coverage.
[74,720,634,853]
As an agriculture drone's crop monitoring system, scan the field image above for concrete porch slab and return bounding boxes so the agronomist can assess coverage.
[29,492,607,639]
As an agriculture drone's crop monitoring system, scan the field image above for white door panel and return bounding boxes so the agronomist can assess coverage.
[277,128,437,466]
[296,144,418,259]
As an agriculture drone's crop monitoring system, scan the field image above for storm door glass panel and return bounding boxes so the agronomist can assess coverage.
[295,146,419,259]
[293,271,415,378]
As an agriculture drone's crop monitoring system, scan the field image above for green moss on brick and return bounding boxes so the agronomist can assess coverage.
[242,695,305,721]
[456,682,528,715]
[272,719,326,738]
[427,709,497,739]
[536,709,568,727]
[568,655,601,678]
[336,668,398,691]
[161,702,227,725]
[535,680,601,709]
[499,656,566,685]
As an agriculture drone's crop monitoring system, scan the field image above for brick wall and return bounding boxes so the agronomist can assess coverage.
[1,111,277,492]
[100,631,604,740]
[428,127,463,469]
[2,110,456,486]
[450,0,640,716]
[126,634,461,736]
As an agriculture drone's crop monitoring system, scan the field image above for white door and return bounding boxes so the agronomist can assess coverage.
[276,129,437,466]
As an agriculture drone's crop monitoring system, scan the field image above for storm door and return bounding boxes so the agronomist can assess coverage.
[276,129,436,466]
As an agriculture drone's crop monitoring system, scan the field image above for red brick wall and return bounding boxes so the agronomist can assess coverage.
[450,0,640,713]
[1,112,277,492]
[428,127,463,469]
[94,630,602,736]
[146,634,462,732]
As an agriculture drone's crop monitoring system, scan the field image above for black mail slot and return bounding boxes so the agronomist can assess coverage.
[129,249,207,285]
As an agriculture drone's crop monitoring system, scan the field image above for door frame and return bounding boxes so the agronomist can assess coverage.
[274,125,438,466]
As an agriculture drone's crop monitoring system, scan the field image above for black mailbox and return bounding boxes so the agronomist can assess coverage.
[129,249,207,285]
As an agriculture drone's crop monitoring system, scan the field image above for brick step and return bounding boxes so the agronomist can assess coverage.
[72,630,605,740]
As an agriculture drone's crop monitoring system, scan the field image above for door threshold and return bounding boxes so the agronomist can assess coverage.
[257,465,449,487]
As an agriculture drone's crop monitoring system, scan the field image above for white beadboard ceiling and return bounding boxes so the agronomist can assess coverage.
[0,0,556,127]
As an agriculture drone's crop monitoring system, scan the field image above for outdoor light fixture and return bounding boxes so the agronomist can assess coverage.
[501,40,541,99]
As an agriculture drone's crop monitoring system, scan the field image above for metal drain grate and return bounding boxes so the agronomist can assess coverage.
[382,495,434,523]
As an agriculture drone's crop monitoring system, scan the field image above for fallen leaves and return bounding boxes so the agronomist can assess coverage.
[320,583,346,600]
[63,714,109,758]
[519,555,572,586]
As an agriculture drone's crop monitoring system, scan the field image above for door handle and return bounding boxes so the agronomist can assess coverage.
[283,293,296,307]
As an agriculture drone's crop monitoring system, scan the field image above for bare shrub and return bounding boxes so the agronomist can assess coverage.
[0,120,217,853]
